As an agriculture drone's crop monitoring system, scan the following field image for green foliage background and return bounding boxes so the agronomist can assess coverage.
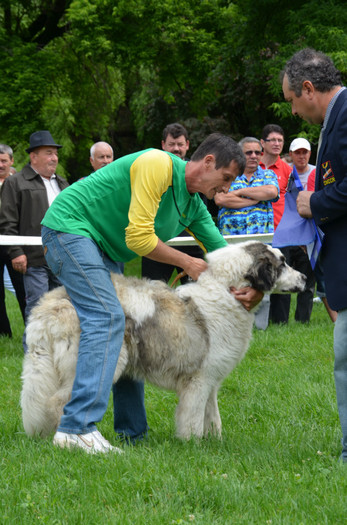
[0,0,346,180]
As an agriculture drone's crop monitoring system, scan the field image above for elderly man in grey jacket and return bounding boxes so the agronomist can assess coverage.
[0,130,69,351]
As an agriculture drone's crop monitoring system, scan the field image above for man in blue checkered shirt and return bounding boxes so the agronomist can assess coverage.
[215,137,279,235]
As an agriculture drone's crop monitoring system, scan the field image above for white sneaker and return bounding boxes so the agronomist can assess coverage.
[53,430,123,454]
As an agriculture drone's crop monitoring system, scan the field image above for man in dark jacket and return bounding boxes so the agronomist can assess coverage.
[0,130,69,351]
[0,144,26,337]
[282,48,347,461]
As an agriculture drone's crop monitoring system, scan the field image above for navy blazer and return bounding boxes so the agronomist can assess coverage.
[311,87,347,311]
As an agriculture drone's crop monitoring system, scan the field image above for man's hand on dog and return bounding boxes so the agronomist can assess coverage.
[184,257,208,281]
[230,287,264,311]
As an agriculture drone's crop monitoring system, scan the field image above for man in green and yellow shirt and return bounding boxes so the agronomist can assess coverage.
[41,133,257,454]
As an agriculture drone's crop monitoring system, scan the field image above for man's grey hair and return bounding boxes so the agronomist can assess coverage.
[191,133,246,174]
[282,48,342,96]
[0,144,13,159]
[238,137,262,149]
[90,141,113,159]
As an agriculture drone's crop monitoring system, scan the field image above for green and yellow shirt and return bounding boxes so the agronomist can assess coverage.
[42,149,226,262]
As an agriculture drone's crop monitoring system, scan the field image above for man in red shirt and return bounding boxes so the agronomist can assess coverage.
[260,124,292,229]
[259,124,292,324]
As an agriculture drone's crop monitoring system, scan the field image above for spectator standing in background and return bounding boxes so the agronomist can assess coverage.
[260,124,292,229]
[216,137,279,236]
[0,144,26,337]
[161,122,190,160]
[90,141,114,172]
[88,140,124,273]
[289,137,315,189]
[161,122,189,160]
[259,124,292,324]
[0,131,69,351]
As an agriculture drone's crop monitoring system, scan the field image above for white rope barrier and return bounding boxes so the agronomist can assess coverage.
[167,233,273,246]
[0,235,43,246]
[0,233,273,247]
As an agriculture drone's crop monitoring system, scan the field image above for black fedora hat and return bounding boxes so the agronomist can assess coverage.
[26,130,62,153]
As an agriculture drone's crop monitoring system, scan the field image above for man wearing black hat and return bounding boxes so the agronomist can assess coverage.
[0,130,69,351]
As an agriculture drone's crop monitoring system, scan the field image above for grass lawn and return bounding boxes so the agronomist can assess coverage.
[1,258,346,524]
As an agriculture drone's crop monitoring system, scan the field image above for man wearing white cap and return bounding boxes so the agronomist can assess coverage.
[289,137,315,189]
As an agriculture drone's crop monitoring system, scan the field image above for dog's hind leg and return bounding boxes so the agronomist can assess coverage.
[203,386,222,438]
[175,378,211,439]
[112,344,128,383]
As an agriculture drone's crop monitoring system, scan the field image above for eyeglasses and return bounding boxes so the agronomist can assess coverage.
[244,150,262,156]
[264,138,284,144]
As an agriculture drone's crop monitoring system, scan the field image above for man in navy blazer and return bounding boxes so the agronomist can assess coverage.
[282,48,347,462]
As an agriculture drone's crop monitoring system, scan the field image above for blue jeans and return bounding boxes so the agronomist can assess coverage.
[334,308,347,460]
[41,226,148,438]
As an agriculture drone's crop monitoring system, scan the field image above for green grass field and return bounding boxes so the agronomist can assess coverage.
[1,259,346,524]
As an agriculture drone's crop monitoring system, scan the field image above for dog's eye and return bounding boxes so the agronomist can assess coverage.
[277,261,286,273]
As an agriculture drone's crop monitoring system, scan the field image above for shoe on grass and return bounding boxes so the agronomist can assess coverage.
[53,430,123,454]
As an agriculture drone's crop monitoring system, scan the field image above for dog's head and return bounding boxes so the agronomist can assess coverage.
[242,242,306,293]
[205,241,306,293]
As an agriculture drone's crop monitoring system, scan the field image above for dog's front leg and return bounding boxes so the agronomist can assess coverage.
[175,378,210,439]
[203,385,222,438]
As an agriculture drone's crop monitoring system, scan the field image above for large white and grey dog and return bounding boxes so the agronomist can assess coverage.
[21,241,305,440]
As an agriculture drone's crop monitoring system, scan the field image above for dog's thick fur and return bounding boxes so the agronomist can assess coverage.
[21,241,305,440]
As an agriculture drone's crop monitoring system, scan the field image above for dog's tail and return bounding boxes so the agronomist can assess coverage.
[21,300,79,438]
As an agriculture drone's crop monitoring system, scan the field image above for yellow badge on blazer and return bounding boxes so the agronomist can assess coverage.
[322,161,335,186]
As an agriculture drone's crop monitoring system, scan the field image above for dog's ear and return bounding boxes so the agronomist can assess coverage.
[244,254,278,291]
